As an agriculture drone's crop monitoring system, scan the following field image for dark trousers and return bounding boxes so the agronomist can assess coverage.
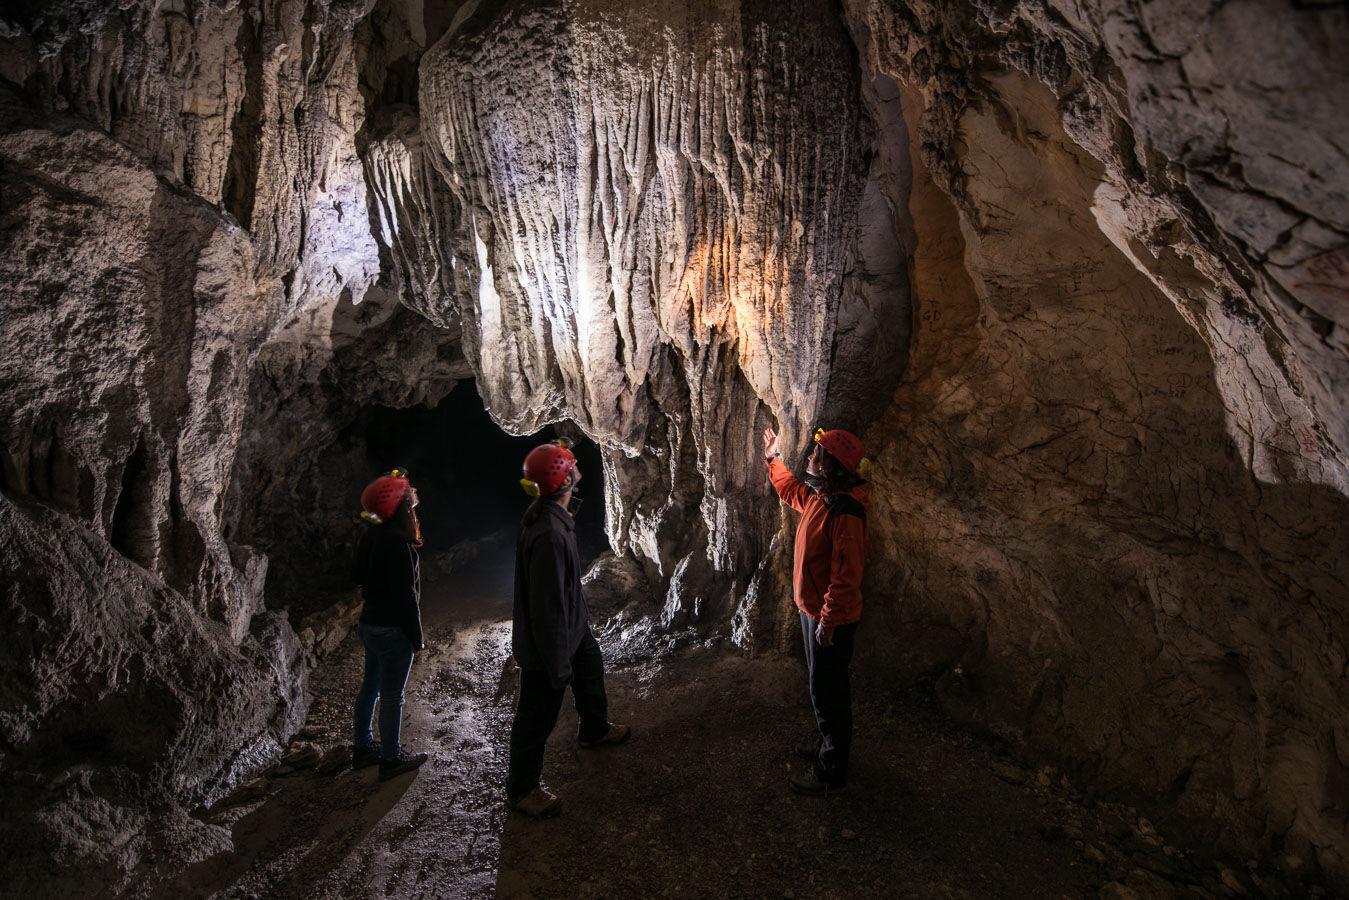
[506,629,609,802]
[352,623,415,760]
[801,611,858,786]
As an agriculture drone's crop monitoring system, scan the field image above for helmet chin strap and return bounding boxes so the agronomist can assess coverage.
[553,469,582,513]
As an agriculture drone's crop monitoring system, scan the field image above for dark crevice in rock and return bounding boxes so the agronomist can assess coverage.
[108,434,153,569]
[222,12,263,228]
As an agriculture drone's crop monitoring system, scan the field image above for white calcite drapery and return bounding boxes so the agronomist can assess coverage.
[412,1,894,624]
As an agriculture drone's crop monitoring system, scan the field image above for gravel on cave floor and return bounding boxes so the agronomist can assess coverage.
[157,554,1301,900]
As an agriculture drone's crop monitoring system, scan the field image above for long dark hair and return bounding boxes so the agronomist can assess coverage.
[390,494,423,547]
[808,449,866,498]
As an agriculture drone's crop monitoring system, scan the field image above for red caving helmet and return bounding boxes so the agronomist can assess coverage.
[520,439,577,497]
[360,468,411,523]
[813,428,869,475]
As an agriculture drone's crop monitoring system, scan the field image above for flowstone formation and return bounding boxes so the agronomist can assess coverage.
[0,0,1346,893]
[401,0,911,633]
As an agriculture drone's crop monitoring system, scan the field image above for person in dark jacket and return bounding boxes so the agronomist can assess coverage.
[762,426,871,795]
[507,440,630,817]
[351,468,429,782]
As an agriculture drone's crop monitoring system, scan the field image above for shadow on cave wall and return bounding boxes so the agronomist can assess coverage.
[847,70,1349,877]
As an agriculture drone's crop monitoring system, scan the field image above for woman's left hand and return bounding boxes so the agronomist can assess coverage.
[762,426,779,459]
[815,623,834,646]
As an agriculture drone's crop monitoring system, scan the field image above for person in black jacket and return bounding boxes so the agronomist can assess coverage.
[507,440,630,817]
[351,468,429,781]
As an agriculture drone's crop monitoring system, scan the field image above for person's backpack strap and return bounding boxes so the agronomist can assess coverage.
[825,493,866,523]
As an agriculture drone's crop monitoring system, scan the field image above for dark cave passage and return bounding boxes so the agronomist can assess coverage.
[352,379,608,567]
[251,376,612,627]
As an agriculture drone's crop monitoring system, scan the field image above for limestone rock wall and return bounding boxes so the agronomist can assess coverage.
[0,0,420,890]
[0,85,310,893]
[0,497,304,891]
[0,0,384,316]
[843,0,1349,883]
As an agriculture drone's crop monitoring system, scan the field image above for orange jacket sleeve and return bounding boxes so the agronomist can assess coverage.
[820,513,865,627]
[767,457,810,512]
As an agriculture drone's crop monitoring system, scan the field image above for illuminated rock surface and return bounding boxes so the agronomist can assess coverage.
[0,0,1345,892]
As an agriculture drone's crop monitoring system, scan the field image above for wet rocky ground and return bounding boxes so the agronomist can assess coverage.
[150,554,1321,899]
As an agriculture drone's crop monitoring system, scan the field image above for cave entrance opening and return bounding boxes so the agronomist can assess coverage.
[354,380,607,572]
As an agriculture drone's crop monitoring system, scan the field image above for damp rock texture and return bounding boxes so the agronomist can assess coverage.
[0,0,1347,893]
[842,0,1349,886]
[409,0,910,632]
[0,94,309,893]
[0,1,442,890]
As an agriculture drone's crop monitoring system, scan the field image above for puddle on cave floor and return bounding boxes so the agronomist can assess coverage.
[163,552,1204,899]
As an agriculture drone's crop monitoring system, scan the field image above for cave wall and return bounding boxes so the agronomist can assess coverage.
[0,0,1346,891]
[0,0,452,888]
[843,0,1349,882]
[0,95,311,887]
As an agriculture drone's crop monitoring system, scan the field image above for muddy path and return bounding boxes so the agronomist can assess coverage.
[159,553,1293,899]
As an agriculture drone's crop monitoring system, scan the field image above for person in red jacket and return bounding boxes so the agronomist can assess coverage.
[762,425,870,794]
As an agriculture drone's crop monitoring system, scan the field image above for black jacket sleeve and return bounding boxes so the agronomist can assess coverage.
[396,543,425,652]
[527,531,573,688]
[352,530,370,586]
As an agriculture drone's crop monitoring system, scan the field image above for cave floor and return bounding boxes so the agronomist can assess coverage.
[163,554,1254,900]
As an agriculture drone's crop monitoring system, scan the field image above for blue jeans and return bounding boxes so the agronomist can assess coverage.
[352,623,415,760]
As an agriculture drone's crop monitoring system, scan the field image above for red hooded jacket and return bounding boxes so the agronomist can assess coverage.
[766,457,868,627]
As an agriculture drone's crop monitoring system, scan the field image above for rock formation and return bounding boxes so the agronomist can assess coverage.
[0,0,1345,891]
[0,0,455,888]
[409,0,910,632]
[845,0,1349,883]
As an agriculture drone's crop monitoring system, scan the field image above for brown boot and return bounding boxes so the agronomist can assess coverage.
[511,786,562,818]
[794,738,821,763]
[789,770,846,796]
[577,722,631,749]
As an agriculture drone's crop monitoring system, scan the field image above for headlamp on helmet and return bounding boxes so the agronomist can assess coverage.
[359,467,412,523]
[813,427,870,476]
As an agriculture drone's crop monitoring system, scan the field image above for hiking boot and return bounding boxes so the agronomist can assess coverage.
[794,738,821,763]
[577,722,631,749]
[378,748,428,782]
[511,785,562,818]
[352,743,380,771]
[789,770,846,796]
